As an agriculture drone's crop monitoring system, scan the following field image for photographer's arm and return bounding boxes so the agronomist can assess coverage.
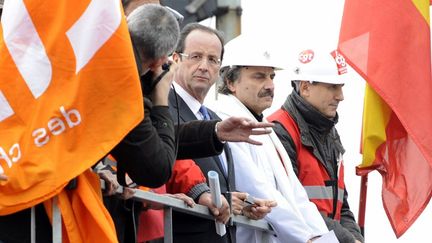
[110,64,177,188]
[110,97,175,188]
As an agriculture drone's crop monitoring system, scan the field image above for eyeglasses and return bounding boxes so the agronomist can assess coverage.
[179,52,221,67]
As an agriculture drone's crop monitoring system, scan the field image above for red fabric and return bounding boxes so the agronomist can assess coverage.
[137,186,166,242]
[339,0,432,237]
[137,160,207,241]
[137,160,206,241]
[166,159,207,194]
[268,109,345,220]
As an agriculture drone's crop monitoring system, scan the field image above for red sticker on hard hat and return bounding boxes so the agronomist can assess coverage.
[331,50,347,75]
[298,49,314,64]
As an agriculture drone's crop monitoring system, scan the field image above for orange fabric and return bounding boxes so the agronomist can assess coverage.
[339,0,432,237]
[166,159,207,194]
[0,0,142,241]
[0,0,141,213]
[44,170,117,243]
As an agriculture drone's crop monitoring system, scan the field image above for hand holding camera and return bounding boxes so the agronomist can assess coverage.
[147,59,177,106]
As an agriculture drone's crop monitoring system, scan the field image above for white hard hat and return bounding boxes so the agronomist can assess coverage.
[292,48,348,84]
[221,34,284,70]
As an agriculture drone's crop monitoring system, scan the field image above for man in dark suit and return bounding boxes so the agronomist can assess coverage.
[168,91,236,243]
[167,23,276,243]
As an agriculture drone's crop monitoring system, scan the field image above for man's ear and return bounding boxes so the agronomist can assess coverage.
[226,78,236,93]
[172,52,181,64]
[299,81,310,97]
[149,56,168,71]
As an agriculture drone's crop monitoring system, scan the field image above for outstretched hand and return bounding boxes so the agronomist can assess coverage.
[216,117,273,145]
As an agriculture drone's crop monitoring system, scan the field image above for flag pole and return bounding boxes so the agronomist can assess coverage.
[358,174,368,237]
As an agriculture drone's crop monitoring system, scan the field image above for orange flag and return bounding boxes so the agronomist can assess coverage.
[0,0,142,241]
[339,0,432,237]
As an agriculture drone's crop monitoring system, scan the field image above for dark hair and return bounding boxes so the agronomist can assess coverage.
[218,66,242,95]
[0,0,3,17]
[291,80,301,93]
[175,23,225,60]
[121,0,131,9]
[292,80,318,94]
[127,4,180,61]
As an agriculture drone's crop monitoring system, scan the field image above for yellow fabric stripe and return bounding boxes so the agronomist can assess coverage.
[360,84,391,167]
[412,0,430,24]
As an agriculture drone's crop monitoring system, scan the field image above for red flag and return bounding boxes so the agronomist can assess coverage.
[339,0,432,237]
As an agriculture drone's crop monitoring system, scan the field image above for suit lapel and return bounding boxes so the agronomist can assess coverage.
[170,90,231,184]
[224,144,235,191]
[169,89,197,123]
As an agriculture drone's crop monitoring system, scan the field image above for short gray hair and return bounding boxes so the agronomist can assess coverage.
[127,4,180,62]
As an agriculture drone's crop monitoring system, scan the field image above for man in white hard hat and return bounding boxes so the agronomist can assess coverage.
[167,23,276,243]
[209,35,335,243]
[267,49,364,243]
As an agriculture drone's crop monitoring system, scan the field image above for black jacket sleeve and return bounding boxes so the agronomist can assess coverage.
[110,97,175,188]
[339,190,364,242]
[321,190,364,243]
[176,119,224,159]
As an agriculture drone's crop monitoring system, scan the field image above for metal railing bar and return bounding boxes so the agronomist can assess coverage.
[163,207,173,243]
[101,181,275,235]
[131,189,275,234]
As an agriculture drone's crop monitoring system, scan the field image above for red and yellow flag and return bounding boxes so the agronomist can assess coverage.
[339,0,432,237]
[0,0,142,241]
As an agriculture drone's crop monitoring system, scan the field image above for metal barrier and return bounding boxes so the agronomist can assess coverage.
[40,182,274,243]
[130,189,275,243]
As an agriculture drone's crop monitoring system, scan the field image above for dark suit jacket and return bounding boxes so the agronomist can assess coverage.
[168,89,236,243]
